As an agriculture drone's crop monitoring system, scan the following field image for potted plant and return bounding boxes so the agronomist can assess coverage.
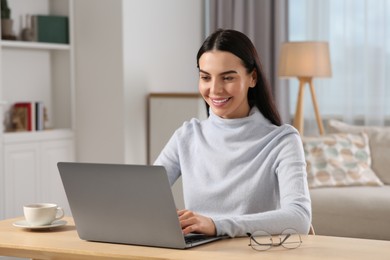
[1,0,15,39]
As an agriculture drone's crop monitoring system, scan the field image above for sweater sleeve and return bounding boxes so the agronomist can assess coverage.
[153,131,182,186]
[212,132,312,237]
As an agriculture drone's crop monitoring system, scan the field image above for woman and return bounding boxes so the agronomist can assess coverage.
[154,29,311,238]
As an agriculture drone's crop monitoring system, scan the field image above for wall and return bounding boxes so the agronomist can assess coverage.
[74,0,125,163]
[122,0,203,164]
[74,0,204,164]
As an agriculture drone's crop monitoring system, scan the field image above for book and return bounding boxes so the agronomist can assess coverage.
[35,101,44,131]
[31,15,69,44]
[11,105,28,131]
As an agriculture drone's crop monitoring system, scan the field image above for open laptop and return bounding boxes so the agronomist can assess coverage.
[57,162,226,249]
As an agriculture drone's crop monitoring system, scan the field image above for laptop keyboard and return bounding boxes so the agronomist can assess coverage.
[184,234,209,244]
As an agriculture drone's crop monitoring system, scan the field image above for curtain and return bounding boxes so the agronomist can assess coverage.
[289,0,390,127]
[204,0,291,123]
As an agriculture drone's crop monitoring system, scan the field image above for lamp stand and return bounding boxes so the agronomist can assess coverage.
[293,77,325,135]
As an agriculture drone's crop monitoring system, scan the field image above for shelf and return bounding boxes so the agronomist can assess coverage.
[0,40,70,51]
[3,129,74,144]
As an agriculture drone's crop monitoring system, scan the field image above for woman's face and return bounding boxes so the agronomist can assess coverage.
[198,50,256,119]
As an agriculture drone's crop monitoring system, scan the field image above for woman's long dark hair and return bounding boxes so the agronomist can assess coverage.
[197,29,282,126]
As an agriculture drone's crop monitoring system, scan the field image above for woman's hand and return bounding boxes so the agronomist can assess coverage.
[177,209,216,236]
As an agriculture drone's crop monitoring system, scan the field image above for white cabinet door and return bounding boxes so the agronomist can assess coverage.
[3,138,74,218]
[40,139,75,216]
[4,143,40,218]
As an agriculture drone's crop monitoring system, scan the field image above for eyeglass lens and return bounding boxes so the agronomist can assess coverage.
[249,228,302,251]
[280,228,302,249]
[249,230,273,251]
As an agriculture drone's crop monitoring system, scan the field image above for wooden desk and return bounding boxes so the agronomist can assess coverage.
[1,217,389,260]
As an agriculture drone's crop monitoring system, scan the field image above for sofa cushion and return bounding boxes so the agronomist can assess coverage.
[303,132,383,188]
[328,119,390,184]
[310,186,390,240]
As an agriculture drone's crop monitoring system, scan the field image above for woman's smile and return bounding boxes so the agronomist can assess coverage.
[210,97,232,107]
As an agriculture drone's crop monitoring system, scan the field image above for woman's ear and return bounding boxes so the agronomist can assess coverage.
[250,70,257,88]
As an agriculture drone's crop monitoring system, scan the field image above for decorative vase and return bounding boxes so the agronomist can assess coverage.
[21,14,34,41]
[1,18,16,40]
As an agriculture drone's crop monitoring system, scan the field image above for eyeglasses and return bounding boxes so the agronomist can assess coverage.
[247,228,302,251]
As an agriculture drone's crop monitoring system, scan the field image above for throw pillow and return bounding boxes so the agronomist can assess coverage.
[328,119,390,185]
[303,132,383,188]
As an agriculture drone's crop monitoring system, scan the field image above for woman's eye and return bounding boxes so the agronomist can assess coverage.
[200,75,211,81]
[223,76,234,81]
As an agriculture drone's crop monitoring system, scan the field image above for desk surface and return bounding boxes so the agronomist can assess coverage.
[1,217,390,260]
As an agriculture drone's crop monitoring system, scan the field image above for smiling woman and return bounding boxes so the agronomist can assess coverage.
[198,51,256,119]
[154,29,312,238]
[196,29,281,126]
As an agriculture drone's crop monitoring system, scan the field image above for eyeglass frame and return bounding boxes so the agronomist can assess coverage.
[246,228,302,251]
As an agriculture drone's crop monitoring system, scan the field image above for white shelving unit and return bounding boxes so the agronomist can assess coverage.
[0,0,75,220]
[0,40,70,50]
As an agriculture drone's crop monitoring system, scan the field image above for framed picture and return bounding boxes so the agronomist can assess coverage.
[11,104,29,131]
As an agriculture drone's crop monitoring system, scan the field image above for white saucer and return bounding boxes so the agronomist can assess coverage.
[13,220,67,229]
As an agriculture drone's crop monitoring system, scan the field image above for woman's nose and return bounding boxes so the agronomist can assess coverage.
[210,81,223,94]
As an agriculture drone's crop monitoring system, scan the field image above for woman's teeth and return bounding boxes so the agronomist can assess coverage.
[212,98,230,104]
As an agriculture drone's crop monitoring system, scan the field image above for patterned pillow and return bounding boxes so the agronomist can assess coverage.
[302,132,383,188]
[328,119,390,184]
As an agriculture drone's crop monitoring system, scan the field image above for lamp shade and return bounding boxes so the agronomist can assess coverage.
[278,41,332,78]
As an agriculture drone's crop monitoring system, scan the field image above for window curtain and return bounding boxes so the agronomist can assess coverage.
[289,0,390,127]
[204,0,291,123]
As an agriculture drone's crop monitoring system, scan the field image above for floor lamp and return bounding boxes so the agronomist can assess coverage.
[278,41,332,135]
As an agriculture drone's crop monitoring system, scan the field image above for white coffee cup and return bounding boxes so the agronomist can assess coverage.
[23,203,65,226]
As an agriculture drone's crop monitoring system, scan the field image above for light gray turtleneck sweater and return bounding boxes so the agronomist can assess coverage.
[154,107,311,237]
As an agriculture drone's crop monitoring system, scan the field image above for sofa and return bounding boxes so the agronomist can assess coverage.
[302,120,390,240]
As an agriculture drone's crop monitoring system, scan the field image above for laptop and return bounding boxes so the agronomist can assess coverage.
[57,162,226,249]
